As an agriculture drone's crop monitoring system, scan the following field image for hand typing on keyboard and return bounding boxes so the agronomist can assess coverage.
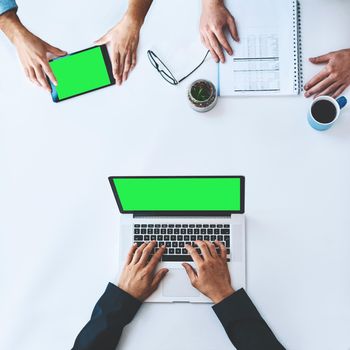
[117,241,168,301]
[73,244,284,349]
[133,223,231,262]
[183,240,235,304]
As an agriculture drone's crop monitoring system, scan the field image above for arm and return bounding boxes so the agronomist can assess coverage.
[183,240,284,350]
[213,289,285,350]
[0,9,66,91]
[304,49,350,98]
[72,283,141,350]
[72,241,168,350]
[200,0,239,63]
[95,0,153,85]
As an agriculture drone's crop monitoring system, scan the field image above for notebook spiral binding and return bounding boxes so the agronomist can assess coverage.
[297,1,304,92]
[293,0,303,93]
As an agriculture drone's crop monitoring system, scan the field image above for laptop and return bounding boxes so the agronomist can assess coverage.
[109,176,246,303]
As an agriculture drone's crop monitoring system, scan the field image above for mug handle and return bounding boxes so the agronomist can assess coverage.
[336,96,347,109]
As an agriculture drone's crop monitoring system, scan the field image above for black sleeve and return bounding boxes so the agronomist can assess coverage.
[71,283,142,350]
[212,289,285,350]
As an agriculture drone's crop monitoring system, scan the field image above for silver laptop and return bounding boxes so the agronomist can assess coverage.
[109,176,246,303]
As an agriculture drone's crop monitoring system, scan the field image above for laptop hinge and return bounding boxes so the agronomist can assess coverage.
[172,301,190,303]
[132,214,232,219]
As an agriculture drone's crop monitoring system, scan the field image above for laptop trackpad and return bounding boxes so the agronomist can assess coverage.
[162,269,200,297]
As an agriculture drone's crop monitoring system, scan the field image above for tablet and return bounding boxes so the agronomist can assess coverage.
[48,45,115,102]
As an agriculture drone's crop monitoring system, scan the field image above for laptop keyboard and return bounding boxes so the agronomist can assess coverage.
[133,223,230,262]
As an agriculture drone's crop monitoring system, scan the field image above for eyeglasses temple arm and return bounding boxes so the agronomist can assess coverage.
[178,50,210,83]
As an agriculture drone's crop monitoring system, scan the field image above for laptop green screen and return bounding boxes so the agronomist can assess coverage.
[110,177,243,212]
[49,46,112,100]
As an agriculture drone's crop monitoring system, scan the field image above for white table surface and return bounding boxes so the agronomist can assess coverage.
[1,1,350,349]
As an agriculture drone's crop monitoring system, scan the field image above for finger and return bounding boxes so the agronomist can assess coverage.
[182,263,197,284]
[195,240,211,260]
[110,51,117,82]
[27,67,38,85]
[41,60,57,86]
[138,241,156,266]
[94,35,108,45]
[331,84,347,99]
[200,36,212,59]
[215,28,233,55]
[34,65,51,91]
[305,76,335,98]
[125,243,138,266]
[147,244,166,270]
[309,53,331,65]
[205,241,217,257]
[117,52,127,85]
[185,243,203,266]
[304,68,329,92]
[113,51,121,84]
[24,68,30,80]
[131,52,137,71]
[227,16,240,42]
[215,240,227,260]
[200,33,206,47]
[150,268,169,290]
[131,242,148,264]
[202,34,219,63]
[208,45,220,64]
[47,45,67,57]
[315,81,341,98]
[122,52,132,82]
[208,32,225,63]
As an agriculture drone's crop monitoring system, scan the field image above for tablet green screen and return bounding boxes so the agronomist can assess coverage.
[49,47,111,100]
[111,177,242,212]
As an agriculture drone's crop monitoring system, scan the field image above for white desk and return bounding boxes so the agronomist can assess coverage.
[1,0,350,349]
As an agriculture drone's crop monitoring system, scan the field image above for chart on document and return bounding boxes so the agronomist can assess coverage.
[231,33,280,93]
[218,0,302,96]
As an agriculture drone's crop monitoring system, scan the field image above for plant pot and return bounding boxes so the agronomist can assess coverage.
[188,79,218,113]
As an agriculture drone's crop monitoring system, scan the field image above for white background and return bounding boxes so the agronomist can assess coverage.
[1,1,350,349]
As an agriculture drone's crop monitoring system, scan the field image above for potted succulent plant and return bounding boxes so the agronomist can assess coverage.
[188,79,218,112]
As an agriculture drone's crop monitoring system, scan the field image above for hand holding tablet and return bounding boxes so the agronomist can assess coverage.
[48,45,115,102]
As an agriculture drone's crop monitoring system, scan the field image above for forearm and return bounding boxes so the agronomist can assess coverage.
[72,283,141,350]
[124,0,153,28]
[0,10,27,44]
[202,0,224,7]
[213,289,285,350]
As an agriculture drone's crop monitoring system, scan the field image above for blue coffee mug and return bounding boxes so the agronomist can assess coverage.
[308,95,347,131]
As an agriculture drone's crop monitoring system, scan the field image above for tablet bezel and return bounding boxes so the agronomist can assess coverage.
[48,45,115,102]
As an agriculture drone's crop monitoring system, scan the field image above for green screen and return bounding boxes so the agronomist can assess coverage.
[112,177,242,212]
[49,47,111,100]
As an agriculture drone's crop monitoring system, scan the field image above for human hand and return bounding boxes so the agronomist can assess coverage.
[95,15,141,85]
[14,32,66,91]
[304,49,350,98]
[118,241,168,301]
[200,0,239,63]
[183,240,235,304]
[0,11,66,91]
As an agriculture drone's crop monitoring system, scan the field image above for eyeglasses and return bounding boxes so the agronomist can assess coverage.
[147,49,210,85]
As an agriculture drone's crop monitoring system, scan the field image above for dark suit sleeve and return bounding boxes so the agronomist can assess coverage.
[212,289,285,350]
[72,283,142,350]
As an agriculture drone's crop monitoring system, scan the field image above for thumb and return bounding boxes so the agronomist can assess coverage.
[151,268,168,290]
[309,53,330,64]
[182,263,197,284]
[94,35,108,45]
[47,45,67,57]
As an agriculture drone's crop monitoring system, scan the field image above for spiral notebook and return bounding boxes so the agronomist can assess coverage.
[218,0,302,96]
